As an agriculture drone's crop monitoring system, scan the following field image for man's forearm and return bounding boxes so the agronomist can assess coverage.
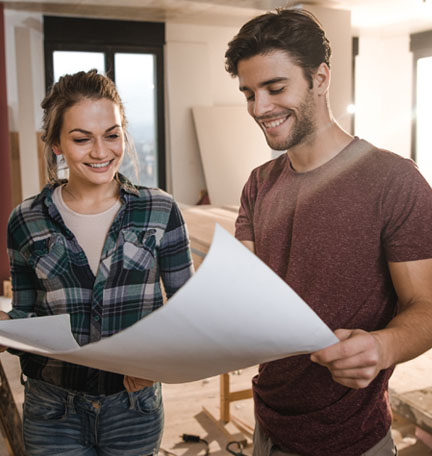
[373,298,432,369]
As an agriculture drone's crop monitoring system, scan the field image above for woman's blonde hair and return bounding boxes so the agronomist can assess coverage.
[41,69,138,184]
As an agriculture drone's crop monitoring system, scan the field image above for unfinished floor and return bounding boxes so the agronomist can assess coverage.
[2,353,432,455]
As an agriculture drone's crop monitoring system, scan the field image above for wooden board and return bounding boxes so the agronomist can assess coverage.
[180,204,238,269]
[9,132,22,209]
[389,349,432,435]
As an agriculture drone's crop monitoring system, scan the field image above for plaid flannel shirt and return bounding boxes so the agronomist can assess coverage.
[7,175,193,394]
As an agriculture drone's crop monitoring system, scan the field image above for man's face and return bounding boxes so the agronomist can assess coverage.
[237,50,317,151]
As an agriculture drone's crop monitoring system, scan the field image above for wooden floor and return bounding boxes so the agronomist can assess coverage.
[1,293,432,456]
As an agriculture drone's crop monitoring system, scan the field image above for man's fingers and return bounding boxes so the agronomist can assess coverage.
[330,374,375,390]
[333,328,354,341]
[324,350,379,370]
[331,365,378,381]
[312,330,374,365]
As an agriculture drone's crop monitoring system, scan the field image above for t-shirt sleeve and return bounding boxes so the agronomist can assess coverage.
[382,158,432,262]
[235,170,258,242]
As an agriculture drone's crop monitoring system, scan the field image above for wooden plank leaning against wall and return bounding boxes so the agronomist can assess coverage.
[9,131,47,209]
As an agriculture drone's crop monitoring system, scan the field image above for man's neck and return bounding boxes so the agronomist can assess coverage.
[287,122,353,173]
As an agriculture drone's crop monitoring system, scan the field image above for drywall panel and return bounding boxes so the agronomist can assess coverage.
[165,41,210,204]
[355,33,412,159]
[193,106,271,206]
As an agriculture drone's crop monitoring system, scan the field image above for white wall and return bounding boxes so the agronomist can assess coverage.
[165,22,244,203]
[355,32,412,159]
[307,6,352,133]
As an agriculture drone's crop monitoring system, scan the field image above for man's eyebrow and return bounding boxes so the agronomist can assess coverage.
[239,77,288,92]
[68,124,121,134]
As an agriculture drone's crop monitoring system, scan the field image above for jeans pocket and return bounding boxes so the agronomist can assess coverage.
[130,383,162,415]
[24,380,68,421]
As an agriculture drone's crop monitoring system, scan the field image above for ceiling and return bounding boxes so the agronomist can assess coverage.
[3,0,432,34]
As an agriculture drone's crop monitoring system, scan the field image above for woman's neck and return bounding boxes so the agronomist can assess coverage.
[61,178,121,215]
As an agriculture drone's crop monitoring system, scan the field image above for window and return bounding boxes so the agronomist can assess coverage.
[411,30,432,185]
[44,16,166,189]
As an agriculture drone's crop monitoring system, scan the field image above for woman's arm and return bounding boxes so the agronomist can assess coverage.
[7,218,38,319]
[159,202,194,298]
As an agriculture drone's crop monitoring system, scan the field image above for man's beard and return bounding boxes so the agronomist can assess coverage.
[260,93,316,151]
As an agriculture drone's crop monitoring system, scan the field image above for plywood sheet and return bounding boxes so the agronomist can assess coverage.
[193,106,271,206]
[180,204,237,269]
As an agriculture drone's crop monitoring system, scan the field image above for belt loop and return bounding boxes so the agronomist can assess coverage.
[67,391,76,415]
[128,391,135,410]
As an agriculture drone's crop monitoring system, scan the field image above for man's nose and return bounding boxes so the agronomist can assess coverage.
[252,92,273,117]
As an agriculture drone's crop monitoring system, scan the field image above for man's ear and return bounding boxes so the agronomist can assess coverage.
[313,62,330,96]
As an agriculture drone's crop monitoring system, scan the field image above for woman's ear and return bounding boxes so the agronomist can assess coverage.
[52,144,61,156]
[313,62,331,96]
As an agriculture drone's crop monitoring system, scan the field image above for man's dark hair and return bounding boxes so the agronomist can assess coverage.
[225,8,331,88]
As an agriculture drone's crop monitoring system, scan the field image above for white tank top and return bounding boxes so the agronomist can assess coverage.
[52,185,121,275]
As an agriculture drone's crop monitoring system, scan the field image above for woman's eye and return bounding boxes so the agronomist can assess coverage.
[73,138,89,144]
[107,134,120,140]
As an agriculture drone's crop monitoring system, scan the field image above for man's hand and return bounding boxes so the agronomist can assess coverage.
[123,375,155,392]
[310,328,385,389]
[0,311,11,353]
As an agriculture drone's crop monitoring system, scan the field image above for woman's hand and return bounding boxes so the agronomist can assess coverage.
[123,375,155,392]
[0,311,11,353]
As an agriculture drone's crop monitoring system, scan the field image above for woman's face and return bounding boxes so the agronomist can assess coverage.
[53,97,125,188]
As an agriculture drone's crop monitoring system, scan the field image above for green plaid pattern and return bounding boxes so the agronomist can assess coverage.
[7,175,193,394]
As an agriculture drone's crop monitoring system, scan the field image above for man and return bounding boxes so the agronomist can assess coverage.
[225,8,432,456]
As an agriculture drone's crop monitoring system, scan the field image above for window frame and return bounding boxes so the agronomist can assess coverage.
[410,30,432,162]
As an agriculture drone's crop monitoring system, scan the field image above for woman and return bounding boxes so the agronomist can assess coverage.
[0,69,193,455]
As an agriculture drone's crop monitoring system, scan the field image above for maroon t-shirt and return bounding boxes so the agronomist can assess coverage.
[235,138,432,456]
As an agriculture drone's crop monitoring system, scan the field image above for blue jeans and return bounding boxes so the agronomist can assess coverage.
[23,377,164,456]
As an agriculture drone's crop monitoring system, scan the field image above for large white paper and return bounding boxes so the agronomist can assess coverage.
[0,225,338,383]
